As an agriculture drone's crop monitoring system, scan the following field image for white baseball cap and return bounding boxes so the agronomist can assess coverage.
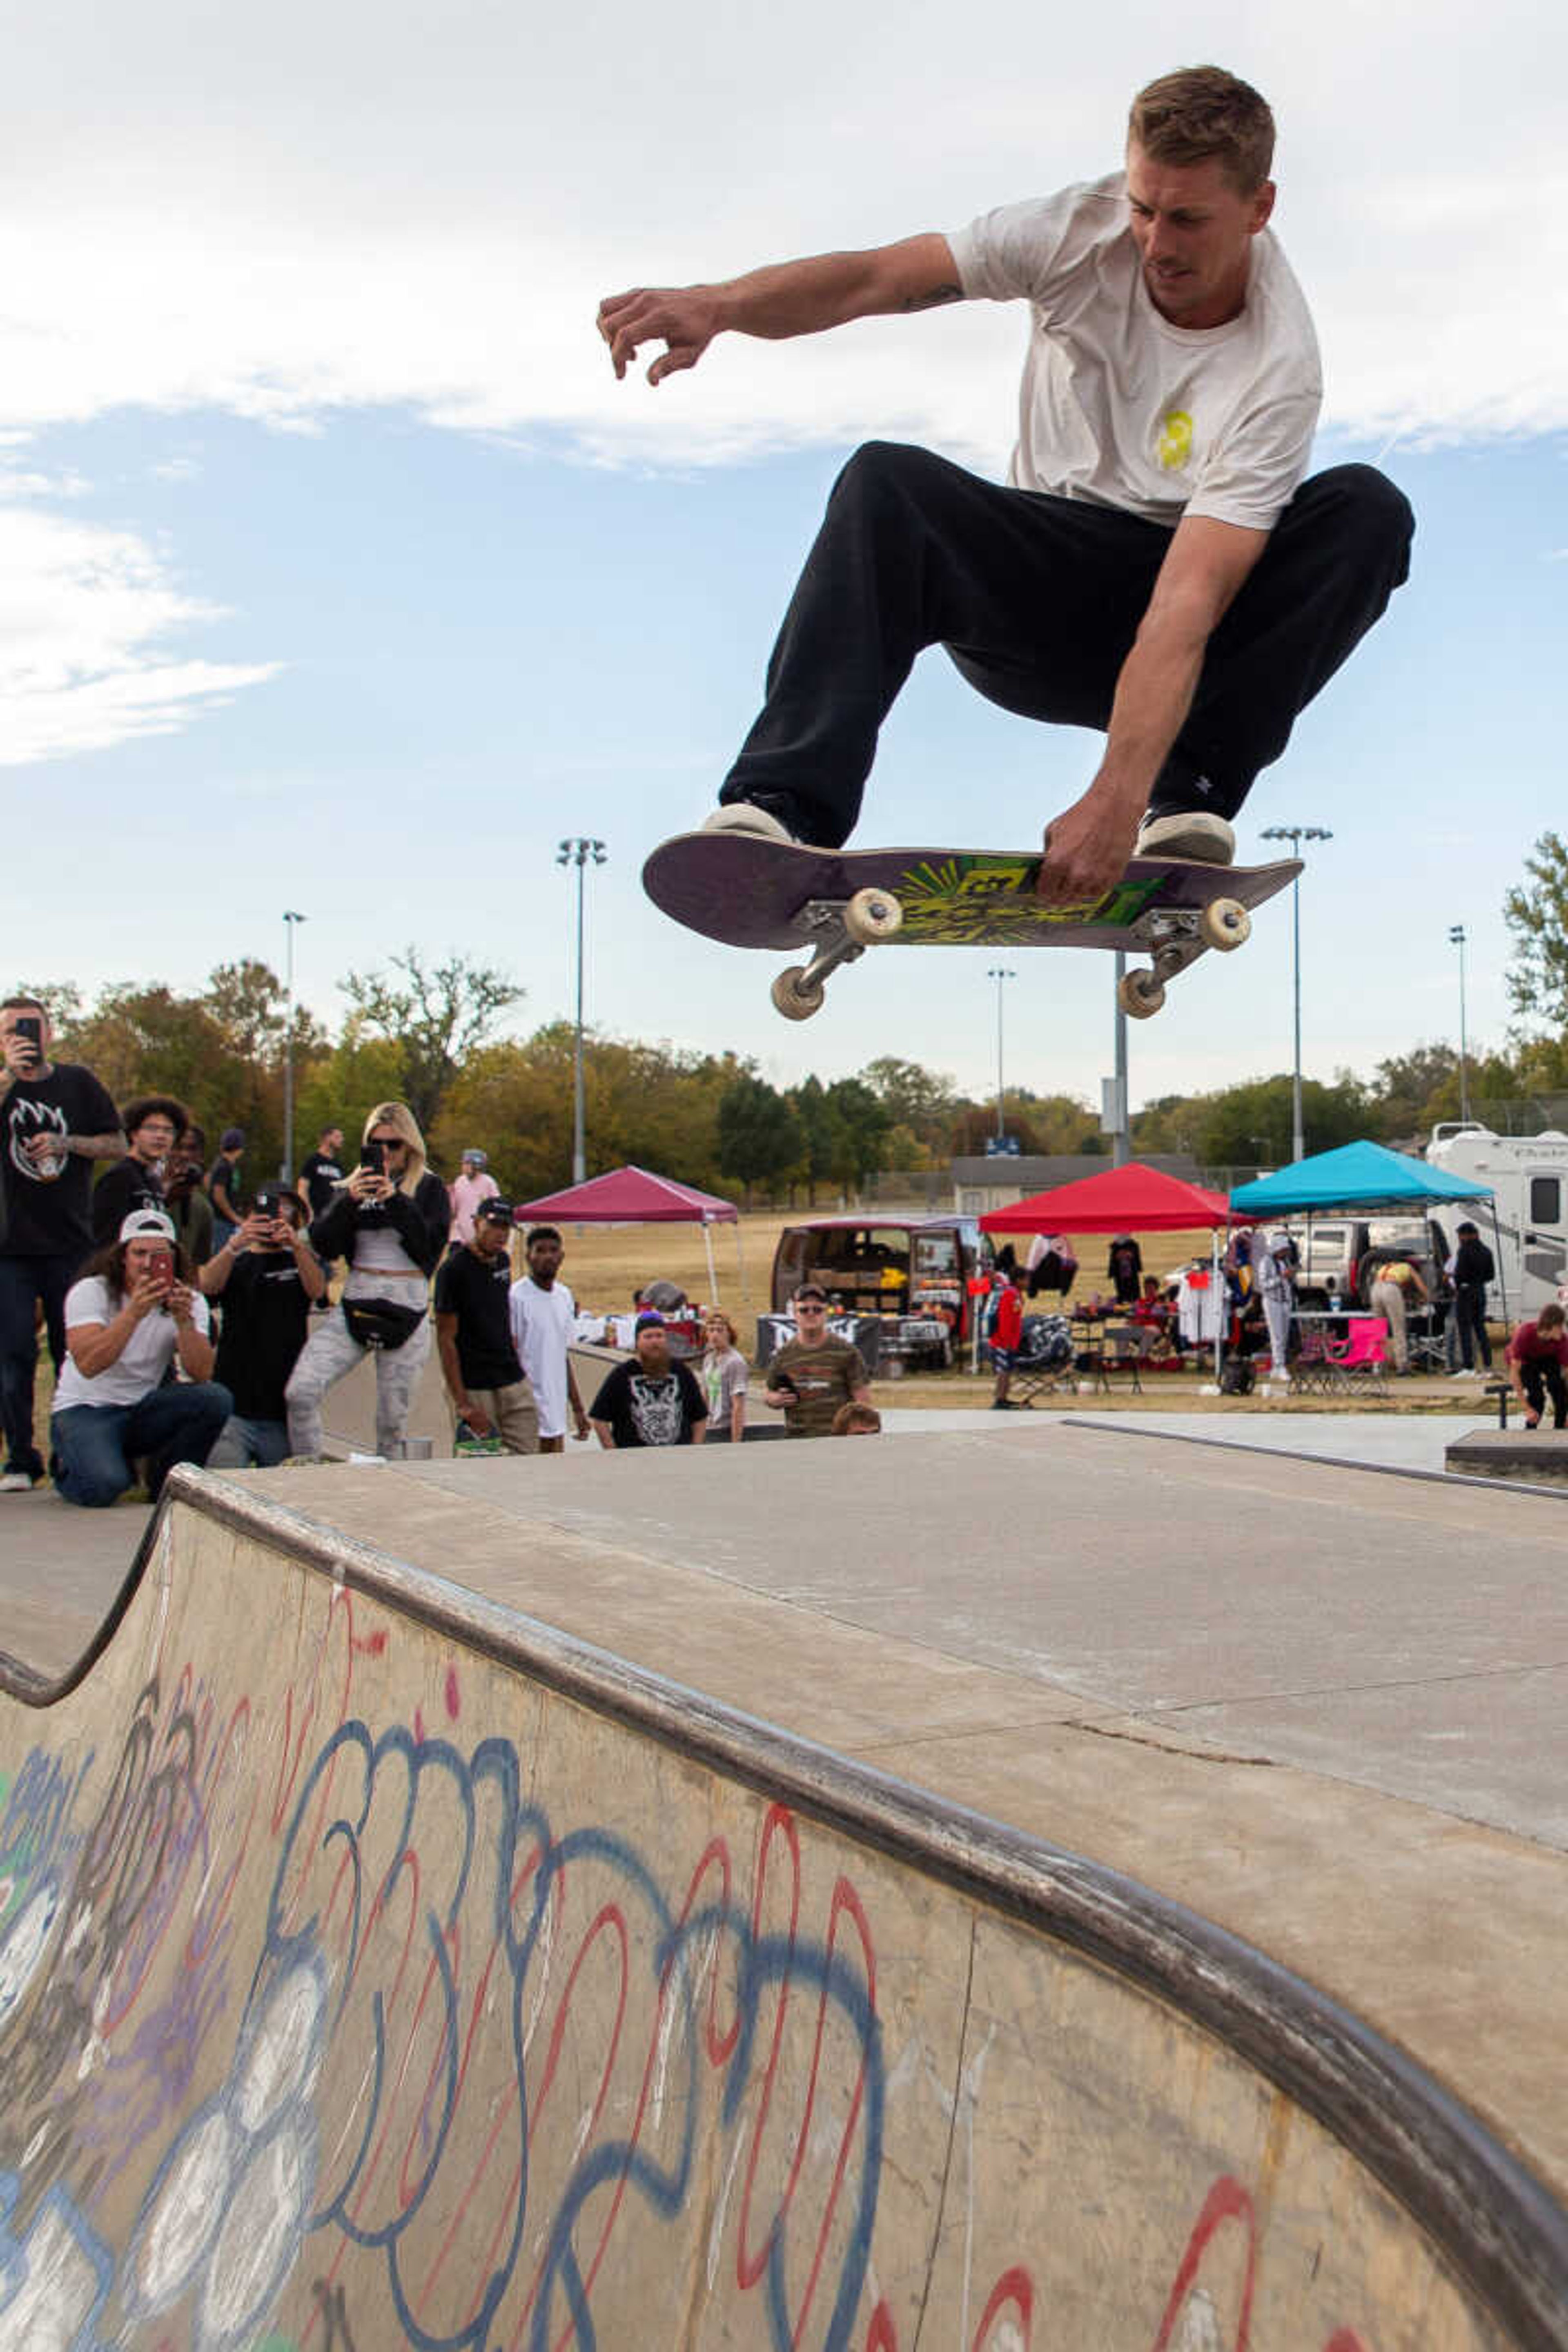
[119,1208,176,1245]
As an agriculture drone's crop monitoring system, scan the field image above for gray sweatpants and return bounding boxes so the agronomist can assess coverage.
[285,1305,432,1459]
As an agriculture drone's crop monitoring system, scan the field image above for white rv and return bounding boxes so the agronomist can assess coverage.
[1426,1124,1568,1317]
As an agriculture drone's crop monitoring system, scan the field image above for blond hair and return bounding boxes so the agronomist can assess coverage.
[1129,66,1275,194]
[362,1100,428,1196]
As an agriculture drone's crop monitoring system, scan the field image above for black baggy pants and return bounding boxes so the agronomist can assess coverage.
[1521,1360,1568,1428]
[720,443,1414,849]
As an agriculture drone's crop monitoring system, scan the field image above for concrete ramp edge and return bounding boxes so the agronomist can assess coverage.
[0,1468,1561,2352]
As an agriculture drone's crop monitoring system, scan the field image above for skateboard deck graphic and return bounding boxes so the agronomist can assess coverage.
[642,834,1300,1021]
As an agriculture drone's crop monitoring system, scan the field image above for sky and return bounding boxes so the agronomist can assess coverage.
[3,0,1564,1134]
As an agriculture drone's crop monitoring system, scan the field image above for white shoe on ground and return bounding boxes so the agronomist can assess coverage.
[0,1471,36,1492]
[701,803,798,846]
[1135,811,1237,864]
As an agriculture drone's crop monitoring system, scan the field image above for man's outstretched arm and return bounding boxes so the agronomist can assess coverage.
[597,233,961,385]
[1035,512,1270,905]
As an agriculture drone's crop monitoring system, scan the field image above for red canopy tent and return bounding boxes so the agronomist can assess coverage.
[980,1160,1233,1377]
[979,1162,1231,1234]
[509,1165,741,1304]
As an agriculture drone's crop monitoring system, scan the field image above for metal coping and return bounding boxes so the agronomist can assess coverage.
[4,1465,1567,2349]
[1059,1412,1568,1500]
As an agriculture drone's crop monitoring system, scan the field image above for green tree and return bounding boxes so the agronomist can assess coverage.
[1364,1043,1463,1142]
[341,949,523,1137]
[717,1074,803,1204]
[1504,831,1568,1030]
[822,1078,892,1190]
[858,1057,962,1151]
[294,1017,408,1167]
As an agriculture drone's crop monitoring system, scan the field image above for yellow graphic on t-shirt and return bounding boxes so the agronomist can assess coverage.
[1156,409,1194,470]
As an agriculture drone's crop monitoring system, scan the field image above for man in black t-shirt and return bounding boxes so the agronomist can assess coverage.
[91,1094,187,1244]
[0,996,123,1489]
[589,1314,708,1448]
[199,1184,326,1467]
[207,1129,247,1247]
[298,1125,347,1220]
[434,1199,535,1452]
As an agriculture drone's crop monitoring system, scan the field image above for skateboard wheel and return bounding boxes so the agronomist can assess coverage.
[1199,896,1251,951]
[771,965,825,1021]
[1117,967,1165,1020]
[844,887,903,944]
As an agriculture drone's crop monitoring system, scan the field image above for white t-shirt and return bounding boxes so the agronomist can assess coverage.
[949,172,1321,530]
[508,1276,577,1439]
[54,1277,212,1410]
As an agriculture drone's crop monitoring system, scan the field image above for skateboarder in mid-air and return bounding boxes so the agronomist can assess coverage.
[598,65,1412,909]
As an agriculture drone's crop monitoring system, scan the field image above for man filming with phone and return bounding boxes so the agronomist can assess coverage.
[0,994,124,1492]
[200,1184,326,1468]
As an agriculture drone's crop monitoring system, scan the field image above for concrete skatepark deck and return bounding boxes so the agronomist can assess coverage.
[0,1428,1566,2347]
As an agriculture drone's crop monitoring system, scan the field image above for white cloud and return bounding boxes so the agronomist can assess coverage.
[0,0,1563,466]
[1,0,1561,770]
[0,508,279,765]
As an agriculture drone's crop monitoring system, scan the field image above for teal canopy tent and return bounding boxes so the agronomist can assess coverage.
[1230,1140,1493,1217]
[1231,1140,1504,1328]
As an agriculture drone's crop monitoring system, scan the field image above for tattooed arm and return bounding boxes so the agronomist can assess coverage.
[597,233,962,384]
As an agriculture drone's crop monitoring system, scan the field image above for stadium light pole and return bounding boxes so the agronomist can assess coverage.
[557,839,607,1184]
[282,910,307,1181]
[987,967,1016,1143]
[1449,924,1471,1123]
[1259,824,1332,1164]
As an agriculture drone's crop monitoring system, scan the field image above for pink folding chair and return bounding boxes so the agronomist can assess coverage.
[1324,1314,1390,1396]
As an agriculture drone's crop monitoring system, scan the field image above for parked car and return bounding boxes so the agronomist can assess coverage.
[768,1216,991,1370]
[1288,1216,1448,1310]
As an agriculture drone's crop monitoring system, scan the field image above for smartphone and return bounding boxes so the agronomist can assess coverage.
[361,1139,385,1174]
[773,1370,797,1395]
[13,1014,42,1068]
[146,1248,176,1294]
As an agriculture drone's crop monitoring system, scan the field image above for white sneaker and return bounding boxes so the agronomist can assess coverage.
[1448,1367,1474,1379]
[1136,811,1236,864]
[0,1471,36,1492]
[702,802,798,846]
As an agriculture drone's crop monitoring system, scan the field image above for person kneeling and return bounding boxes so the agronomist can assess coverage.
[51,1209,231,1507]
[200,1185,326,1468]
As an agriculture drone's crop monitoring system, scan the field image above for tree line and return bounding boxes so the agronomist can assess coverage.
[15,834,1568,1198]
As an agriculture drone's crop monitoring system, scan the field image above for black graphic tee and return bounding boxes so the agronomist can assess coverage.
[1,1063,121,1260]
[589,1359,708,1447]
[299,1149,346,1218]
[212,1252,312,1420]
[91,1156,166,1245]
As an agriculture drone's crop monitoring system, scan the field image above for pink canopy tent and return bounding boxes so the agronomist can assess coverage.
[509,1164,742,1305]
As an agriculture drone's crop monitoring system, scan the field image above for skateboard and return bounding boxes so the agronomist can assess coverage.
[642,833,1301,1022]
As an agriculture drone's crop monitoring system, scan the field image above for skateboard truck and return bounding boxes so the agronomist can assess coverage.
[771,883,1250,1021]
[771,888,904,1020]
[1115,896,1252,1019]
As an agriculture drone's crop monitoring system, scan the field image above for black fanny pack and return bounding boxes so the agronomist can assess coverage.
[343,1298,426,1351]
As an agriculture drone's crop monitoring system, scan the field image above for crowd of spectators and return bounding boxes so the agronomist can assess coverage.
[2,989,883,1507]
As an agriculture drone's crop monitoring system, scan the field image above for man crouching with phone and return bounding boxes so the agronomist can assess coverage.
[49,1208,232,1506]
[1,994,124,1491]
[200,1184,325,1467]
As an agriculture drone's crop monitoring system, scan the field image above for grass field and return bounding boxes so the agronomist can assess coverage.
[525,1209,1225,1330]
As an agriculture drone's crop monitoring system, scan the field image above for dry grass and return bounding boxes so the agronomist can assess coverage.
[521,1211,1225,1329]
[524,1211,1493,1417]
